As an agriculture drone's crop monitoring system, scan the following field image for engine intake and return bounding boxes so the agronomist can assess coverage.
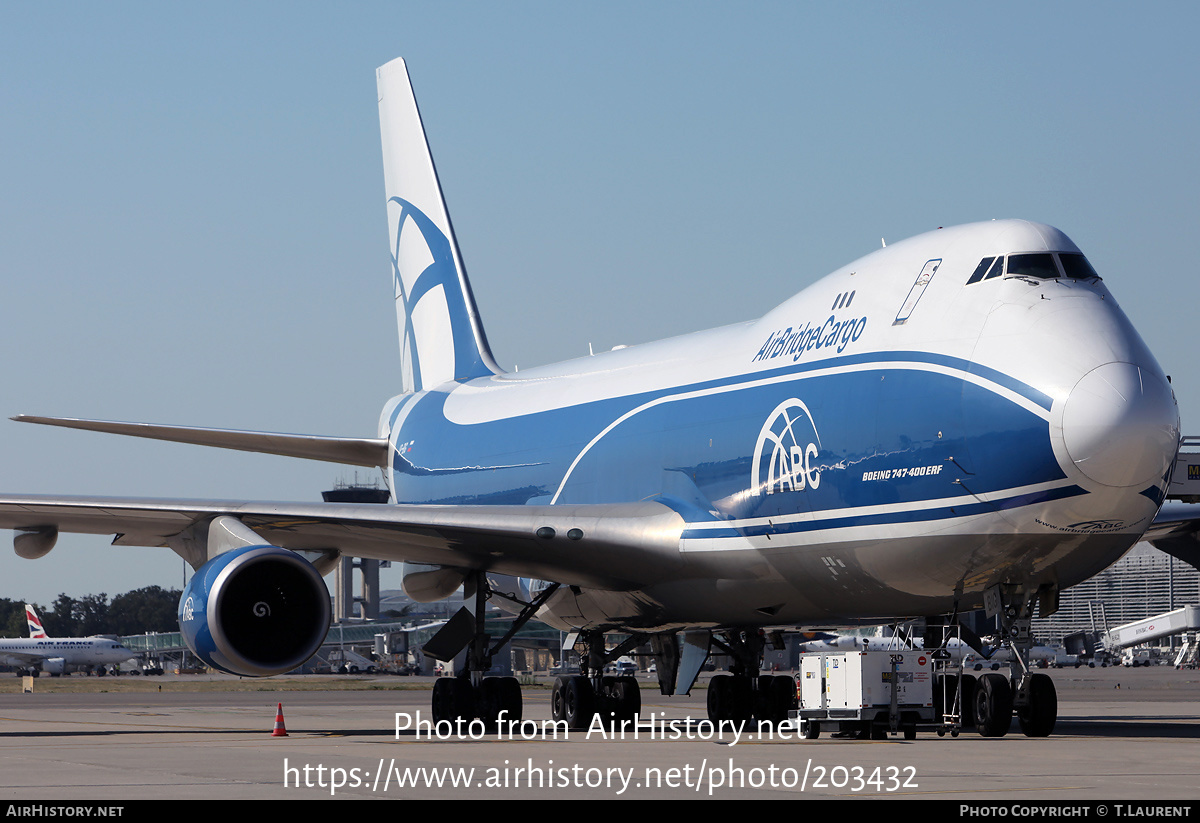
[179,545,330,677]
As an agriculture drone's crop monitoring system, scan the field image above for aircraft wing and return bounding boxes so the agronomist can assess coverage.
[0,495,686,591]
[0,651,47,666]
[1143,502,1200,541]
[1142,502,1200,570]
[11,416,389,468]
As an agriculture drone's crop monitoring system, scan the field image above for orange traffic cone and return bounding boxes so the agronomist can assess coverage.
[272,703,288,737]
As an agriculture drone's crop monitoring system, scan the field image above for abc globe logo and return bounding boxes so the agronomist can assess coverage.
[752,398,822,495]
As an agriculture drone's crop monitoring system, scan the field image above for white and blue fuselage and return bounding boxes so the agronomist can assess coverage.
[379,219,1179,632]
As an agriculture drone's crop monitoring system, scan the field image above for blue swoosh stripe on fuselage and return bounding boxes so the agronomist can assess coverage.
[677,484,1089,541]
[393,352,1063,519]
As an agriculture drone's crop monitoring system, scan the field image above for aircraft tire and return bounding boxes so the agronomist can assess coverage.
[1017,673,1057,737]
[754,675,795,724]
[707,675,730,722]
[476,676,522,726]
[563,676,594,730]
[551,677,568,723]
[974,673,1012,737]
[707,675,752,724]
[498,676,523,724]
[613,675,640,722]
[476,678,503,726]
[432,676,475,724]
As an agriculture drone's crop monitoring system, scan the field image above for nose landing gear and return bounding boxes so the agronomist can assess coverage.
[980,582,1060,738]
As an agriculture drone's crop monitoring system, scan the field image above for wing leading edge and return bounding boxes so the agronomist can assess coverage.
[0,494,686,592]
[1145,501,1200,571]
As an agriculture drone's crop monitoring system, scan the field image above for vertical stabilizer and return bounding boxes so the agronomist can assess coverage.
[377,58,501,393]
[25,604,46,639]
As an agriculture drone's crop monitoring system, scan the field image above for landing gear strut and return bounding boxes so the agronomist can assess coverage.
[707,629,795,725]
[551,630,643,730]
[980,582,1059,737]
[425,573,560,728]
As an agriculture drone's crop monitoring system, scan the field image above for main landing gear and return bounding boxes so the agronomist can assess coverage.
[551,630,642,730]
[706,629,796,726]
[425,573,560,728]
[547,627,794,731]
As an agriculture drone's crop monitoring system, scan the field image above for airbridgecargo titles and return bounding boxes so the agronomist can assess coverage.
[752,313,868,362]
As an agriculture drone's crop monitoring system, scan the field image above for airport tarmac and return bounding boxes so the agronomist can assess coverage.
[1,667,1198,800]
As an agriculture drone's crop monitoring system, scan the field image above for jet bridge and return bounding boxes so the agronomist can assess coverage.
[1101,606,1200,661]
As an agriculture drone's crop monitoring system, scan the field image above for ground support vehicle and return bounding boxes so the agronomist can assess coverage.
[790,651,934,740]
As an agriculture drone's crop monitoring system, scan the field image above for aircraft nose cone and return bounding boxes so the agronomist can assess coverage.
[1060,362,1179,488]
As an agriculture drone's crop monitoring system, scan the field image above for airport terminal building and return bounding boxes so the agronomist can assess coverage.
[1034,542,1200,644]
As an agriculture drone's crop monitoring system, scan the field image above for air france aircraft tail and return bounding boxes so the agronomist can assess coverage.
[377,58,501,393]
[26,604,46,639]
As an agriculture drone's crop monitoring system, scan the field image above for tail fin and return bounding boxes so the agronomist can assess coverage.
[377,58,501,393]
[25,604,46,639]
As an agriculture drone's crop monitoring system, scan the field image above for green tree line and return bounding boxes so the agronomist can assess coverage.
[0,586,182,638]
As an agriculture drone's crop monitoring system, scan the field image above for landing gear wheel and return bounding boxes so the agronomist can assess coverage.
[755,675,796,724]
[431,677,476,724]
[551,677,568,723]
[707,674,752,724]
[477,677,522,726]
[1017,673,1057,737]
[611,676,640,722]
[974,673,1013,737]
[499,677,523,723]
[555,676,594,730]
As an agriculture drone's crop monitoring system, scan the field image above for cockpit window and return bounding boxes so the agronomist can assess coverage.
[1059,253,1101,280]
[967,257,995,285]
[1006,253,1059,279]
[966,252,1101,285]
[966,256,1004,284]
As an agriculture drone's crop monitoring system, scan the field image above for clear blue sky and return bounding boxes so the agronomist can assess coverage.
[2,2,1198,605]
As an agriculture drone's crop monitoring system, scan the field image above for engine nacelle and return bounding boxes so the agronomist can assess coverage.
[178,544,330,677]
[42,657,66,675]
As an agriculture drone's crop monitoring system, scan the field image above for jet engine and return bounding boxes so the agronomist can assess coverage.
[178,544,330,677]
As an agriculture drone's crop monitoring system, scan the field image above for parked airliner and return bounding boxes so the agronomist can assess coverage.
[0,605,135,676]
[0,58,1184,737]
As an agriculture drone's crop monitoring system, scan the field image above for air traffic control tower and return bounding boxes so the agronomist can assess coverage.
[322,481,390,622]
